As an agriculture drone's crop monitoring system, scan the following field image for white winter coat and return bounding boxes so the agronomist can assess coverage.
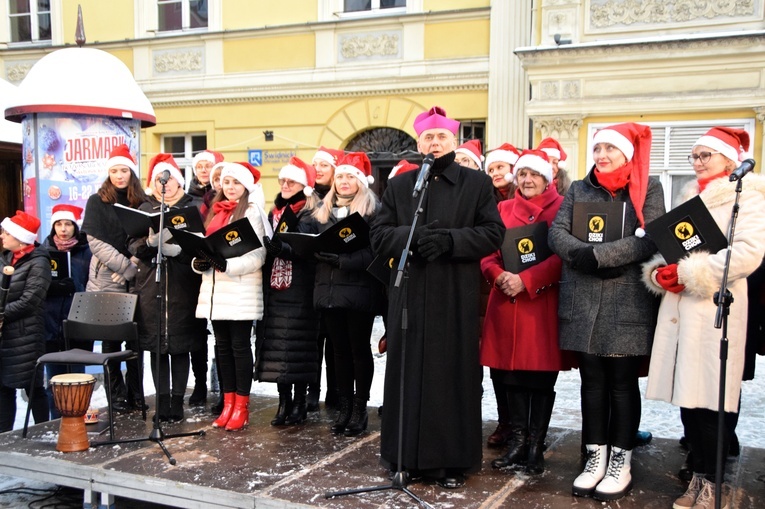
[642,174,765,412]
[194,203,267,321]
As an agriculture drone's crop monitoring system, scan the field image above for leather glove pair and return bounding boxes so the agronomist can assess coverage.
[146,228,173,248]
[570,245,598,274]
[314,252,340,267]
[655,263,685,293]
[263,235,283,257]
[417,229,453,262]
[192,257,211,273]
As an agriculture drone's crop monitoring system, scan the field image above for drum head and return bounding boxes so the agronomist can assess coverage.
[50,373,96,384]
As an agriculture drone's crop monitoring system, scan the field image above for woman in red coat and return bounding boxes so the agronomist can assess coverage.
[480,149,572,475]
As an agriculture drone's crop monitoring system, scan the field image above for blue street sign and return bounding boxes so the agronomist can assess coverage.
[248,149,263,166]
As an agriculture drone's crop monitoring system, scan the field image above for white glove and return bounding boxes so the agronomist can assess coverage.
[111,272,127,285]
[162,243,182,257]
[146,228,173,247]
[123,262,138,281]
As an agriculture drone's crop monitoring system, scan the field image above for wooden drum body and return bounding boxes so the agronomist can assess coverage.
[50,373,95,452]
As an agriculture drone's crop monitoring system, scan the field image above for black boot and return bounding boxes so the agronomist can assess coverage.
[285,385,307,425]
[488,380,511,448]
[344,396,369,436]
[189,383,207,407]
[271,384,292,426]
[154,394,171,423]
[306,383,320,412]
[169,395,185,423]
[189,349,208,406]
[330,395,352,434]
[525,391,555,475]
[491,389,529,469]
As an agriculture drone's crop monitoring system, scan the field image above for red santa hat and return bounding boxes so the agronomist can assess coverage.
[312,147,345,168]
[50,204,84,225]
[148,153,185,189]
[335,152,375,188]
[105,144,138,176]
[536,137,568,169]
[413,106,460,136]
[455,140,484,170]
[388,160,419,179]
[693,126,750,163]
[192,150,224,169]
[485,143,521,182]
[513,149,553,184]
[219,161,261,195]
[593,122,653,237]
[279,156,317,196]
[1,210,40,245]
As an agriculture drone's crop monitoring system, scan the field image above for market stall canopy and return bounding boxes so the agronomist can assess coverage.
[4,47,156,127]
[0,78,22,144]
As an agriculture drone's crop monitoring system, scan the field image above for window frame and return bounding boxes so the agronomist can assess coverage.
[320,0,417,21]
[7,0,51,45]
[156,0,208,34]
[161,133,207,189]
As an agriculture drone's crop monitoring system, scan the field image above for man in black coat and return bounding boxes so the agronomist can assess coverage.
[371,106,504,489]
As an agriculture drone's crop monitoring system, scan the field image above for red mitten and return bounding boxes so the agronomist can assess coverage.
[656,264,685,294]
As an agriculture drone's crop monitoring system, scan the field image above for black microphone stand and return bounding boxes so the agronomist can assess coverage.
[325,175,434,509]
[711,167,751,509]
[95,178,205,464]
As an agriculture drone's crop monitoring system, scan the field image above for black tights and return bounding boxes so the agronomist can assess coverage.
[577,352,642,449]
[212,320,253,396]
[322,309,375,401]
[681,406,738,480]
[150,352,190,397]
[0,385,48,433]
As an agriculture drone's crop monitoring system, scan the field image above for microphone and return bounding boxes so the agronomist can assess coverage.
[158,169,171,185]
[729,158,755,182]
[412,153,435,198]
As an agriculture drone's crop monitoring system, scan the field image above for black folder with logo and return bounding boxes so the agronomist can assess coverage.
[501,222,552,274]
[366,254,395,285]
[49,250,71,280]
[273,206,299,235]
[113,203,205,237]
[171,217,262,269]
[279,212,370,257]
[644,195,727,264]
[572,202,626,244]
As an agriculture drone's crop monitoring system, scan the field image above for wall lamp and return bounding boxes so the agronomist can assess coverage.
[554,33,572,46]
[264,130,274,142]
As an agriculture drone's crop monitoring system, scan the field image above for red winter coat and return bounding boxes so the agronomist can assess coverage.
[480,186,573,372]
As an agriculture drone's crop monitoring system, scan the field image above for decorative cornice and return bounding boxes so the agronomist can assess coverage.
[590,0,756,29]
[6,62,32,82]
[755,106,765,124]
[532,115,585,139]
[153,49,204,73]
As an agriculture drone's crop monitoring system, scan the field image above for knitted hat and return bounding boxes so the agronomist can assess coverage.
[312,147,345,168]
[219,161,261,194]
[455,140,484,170]
[1,210,40,244]
[413,106,460,136]
[513,149,553,184]
[335,152,375,188]
[192,150,224,169]
[51,204,83,224]
[388,160,419,179]
[105,144,138,176]
[279,156,317,196]
[693,126,750,163]
[593,122,653,236]
[485,143,521,182]
[148,153,185,189]
[536,137,568,169]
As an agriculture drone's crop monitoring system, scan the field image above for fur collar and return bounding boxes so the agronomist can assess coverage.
[679,172,765,208]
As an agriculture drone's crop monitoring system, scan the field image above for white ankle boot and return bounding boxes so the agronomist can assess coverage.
[572,444,607,497]
[593,446,633,500]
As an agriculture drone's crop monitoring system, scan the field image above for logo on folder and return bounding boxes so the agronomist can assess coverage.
[50,259,59,277]
[338,226,357,244]
[672,216,705,252]
[587,215,606,243]
[171,215,188,229]
[516,236,537,264]
[225,228,242,246]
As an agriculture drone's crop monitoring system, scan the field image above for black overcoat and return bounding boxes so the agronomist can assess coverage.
[370,153,504,473]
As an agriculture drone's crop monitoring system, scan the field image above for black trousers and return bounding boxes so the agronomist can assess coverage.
[212,320,253,396]
[577,352,642,449]
[681,406,737,480]
[150,352,190,397]
[322,309,375,401]
[0,384,48,433]
[102,339,143,403]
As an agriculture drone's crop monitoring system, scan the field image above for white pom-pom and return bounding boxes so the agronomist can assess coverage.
[304,186,313,197]
[367,175,375,185]
[557,159,567,170]
[504,172,514,183]
[635,227,646,238]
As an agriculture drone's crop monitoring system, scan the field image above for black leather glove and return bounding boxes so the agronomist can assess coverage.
[192,257,211,272]
[595,266,626,279]
[570,245,598,274]
[202,251,227,272]
[314,251,341,267]
[263,235,283,257]
[48,278,76,297]
[417,229,453,262]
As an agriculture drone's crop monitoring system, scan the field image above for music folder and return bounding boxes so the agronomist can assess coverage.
[113,203,205,237]
[366,254,395,285]
[644,195,727,264]
[501,222,552,274]
[572,201,626,244]
[273,206,299,235]
[279,212,370,257]
[170,217,262,269]
[49,250,71,280]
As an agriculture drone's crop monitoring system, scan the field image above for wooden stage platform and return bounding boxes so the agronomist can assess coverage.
[1,394,764,508]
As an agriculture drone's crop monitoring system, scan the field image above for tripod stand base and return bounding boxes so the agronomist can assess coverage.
[324,471,434,509]
[91,427,206,465]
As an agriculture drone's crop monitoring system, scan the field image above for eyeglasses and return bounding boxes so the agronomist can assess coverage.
[278,178,299,187]
[687,151,721,165]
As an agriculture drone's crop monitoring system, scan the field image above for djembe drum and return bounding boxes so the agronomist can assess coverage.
[50,373,96,452]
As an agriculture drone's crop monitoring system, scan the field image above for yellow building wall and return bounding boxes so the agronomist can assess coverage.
[224,34,315,72]
[222,0,318,30]
[103,48,134,75]
[62,0,135,44]
[424,0,490,11]
[424,20,490,59]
